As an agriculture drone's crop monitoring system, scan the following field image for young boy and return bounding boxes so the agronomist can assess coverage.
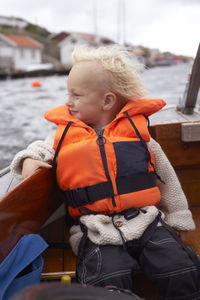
[11,45,199,299]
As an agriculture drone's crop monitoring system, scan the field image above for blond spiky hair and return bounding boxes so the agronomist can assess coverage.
[72,44,145,100]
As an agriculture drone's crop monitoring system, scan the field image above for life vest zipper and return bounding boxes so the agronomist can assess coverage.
[96,130,116,207]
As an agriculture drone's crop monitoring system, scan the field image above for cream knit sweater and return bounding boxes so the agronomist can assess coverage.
[10,133,195,255]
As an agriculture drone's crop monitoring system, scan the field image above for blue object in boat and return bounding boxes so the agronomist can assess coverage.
[0,234,48,300]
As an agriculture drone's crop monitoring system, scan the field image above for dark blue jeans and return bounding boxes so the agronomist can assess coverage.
[76,223,200,300]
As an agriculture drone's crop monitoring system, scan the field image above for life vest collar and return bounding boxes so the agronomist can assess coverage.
[45,98,166,127]
[119,98,166,118]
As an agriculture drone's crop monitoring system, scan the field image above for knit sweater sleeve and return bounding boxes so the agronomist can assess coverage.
[10,132,55,179]
[148,137,195,231]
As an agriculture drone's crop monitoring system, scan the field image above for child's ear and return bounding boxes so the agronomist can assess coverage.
[103,93,117,111]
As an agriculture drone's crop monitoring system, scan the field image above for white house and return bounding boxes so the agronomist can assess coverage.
[50,31,113,68]
[0,16,28,29]
[0,34,43,72]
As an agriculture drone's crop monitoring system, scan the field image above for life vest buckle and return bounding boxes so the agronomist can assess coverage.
[66,187,89,208]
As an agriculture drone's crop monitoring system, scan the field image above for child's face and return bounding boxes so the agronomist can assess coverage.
[66,61,108,127]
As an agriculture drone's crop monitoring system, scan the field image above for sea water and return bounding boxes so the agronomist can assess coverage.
[0,63,194,169]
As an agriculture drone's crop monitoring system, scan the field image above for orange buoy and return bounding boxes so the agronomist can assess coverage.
[32,80,41,87]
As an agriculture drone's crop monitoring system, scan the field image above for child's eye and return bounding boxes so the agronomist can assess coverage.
[69,93,80,98]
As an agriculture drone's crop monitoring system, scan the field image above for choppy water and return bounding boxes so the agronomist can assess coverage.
[0,63,194,169]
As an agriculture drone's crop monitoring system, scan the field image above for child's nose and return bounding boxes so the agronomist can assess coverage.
[66,97,73,106]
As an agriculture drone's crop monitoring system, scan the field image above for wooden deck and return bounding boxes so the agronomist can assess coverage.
[150,106,200,126]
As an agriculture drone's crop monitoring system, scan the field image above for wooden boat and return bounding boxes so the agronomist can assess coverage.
[0,44,199,299]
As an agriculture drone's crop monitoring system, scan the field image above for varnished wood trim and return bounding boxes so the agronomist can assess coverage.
[41,271,76,280]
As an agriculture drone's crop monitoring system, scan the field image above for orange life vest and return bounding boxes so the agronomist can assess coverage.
[45,99,166,219]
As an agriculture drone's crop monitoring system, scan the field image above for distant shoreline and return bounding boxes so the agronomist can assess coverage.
[0,68,70,80]
[0,63,181,80]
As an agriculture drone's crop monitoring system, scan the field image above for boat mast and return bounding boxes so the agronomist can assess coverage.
[122,0,126,46]
[117,0,126,45]
[178,43,200,114]
[117,0,121,43]
[93,0,99,43]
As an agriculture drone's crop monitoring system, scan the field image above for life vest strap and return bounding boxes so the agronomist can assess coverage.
[65,173,156,208]
[52,121,73,183]
[125,111,164,184]
[65,181,113,208]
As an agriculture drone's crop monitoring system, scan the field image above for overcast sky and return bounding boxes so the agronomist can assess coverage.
[1,0,199,57]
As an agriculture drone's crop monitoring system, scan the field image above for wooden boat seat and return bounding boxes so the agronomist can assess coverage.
[39,216,76,280]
